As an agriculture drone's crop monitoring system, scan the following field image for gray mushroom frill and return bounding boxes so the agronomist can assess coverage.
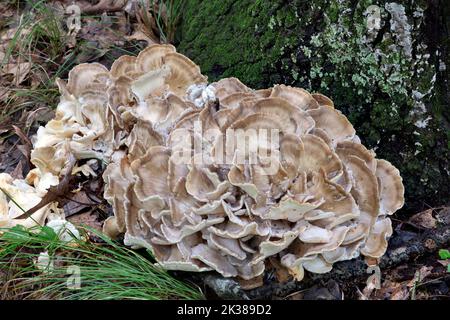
[33,45,405,282]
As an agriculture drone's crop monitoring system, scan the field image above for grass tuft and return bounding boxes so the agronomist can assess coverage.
[139,0,184,44]
[1,0,75,127]
[0,225,204,300]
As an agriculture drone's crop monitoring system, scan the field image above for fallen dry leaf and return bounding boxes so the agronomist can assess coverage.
[24,107,55,128]
[360,272,380,299]
[238,275,264,290]
[409,209,437,229]
[67,210,103,232]
[407,266,433,287]
[80,0,128,14]
[408,266,434,300]
[10,160,24,180]
[64,190,100,217]
[66,4,82,48]
[268,257,292,283]
[286,292,305,300]
[13,125,32,159]
[437,260,449,268]
[126,27,158,45]
[302,280,342,300]
[2,62,32,85]
[424,238,437,250]
[435,207,450,225]
[0,86,8,102]
[375,280,410,300]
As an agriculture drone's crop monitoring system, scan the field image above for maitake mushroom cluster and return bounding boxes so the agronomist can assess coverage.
[3,44,405,282]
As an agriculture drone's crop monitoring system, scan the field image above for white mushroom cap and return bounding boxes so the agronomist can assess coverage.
[0,173,57,230]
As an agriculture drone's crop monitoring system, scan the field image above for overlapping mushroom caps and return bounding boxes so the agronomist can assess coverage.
[1,61,114,230]
[1,44,205,231]
[96,46,404,282]
[0,62,110,230]
[3,44,404,282]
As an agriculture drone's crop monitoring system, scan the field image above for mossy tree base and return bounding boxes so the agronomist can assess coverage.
[176,0,450,211]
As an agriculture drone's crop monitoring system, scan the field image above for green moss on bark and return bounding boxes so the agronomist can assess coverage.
[176,0,450,211]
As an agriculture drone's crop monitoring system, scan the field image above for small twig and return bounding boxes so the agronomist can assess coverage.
[11,125,32,165]
[61,193,101,206]
[15,155,77,220]
[391,217,427,231]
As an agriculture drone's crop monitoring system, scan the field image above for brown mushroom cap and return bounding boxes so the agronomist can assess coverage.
[66,63,109,97]
[110,55,138,79]
[307,106,356,145]
[361,218,393,258]
[270,85,319,110]
[375,159,405,216]
[312,93,334,108]
[136,44,176,73]
[213,77,251,100]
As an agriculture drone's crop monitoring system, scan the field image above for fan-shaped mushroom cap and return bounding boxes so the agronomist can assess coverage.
[270,84,319,110]
[213,77,251,100]
[249,98,315,135]
[375,160,405,216]
[132,146,171,202]
[191,243,238,277]
[306,170,359,227]
[130,66,171,101]
[110,55,137,79]
[345,156,380,219]
[361,218,393,258]
[298,134,342,179]
[66,63,109,97]
[185,164,231,202]
[33,120,80,149]
[263,198,321,222]
[131,94,191,135]
[163,53,208,97]
[336,141,377,173]
[220,92,258,109]
[126,121,164,161]
[303,256,333,274]
[259,228,301,257]
[322,242,362,264]
[30,146,68,177]
[102,155,134,238]
[312,93,334,108]
[307,106,356,145]
[136,44,176,73]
